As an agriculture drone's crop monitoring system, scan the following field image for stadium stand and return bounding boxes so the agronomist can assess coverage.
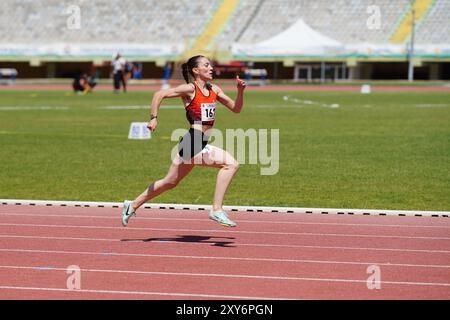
[389,0,434,43]
[0,0,448,80]
[216,0,411,47]
[1,0,448,49]
[184,0,239,57]
[415,0,450,43]
[0,0,219,45]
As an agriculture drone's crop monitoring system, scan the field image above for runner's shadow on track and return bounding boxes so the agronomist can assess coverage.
[121,235,236,248]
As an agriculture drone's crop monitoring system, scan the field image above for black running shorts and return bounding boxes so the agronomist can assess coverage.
[178,128,209,162]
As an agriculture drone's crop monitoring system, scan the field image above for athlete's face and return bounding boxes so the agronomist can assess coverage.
[193,58,214,81]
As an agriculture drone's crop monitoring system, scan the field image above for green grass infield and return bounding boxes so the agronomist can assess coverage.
[0,89,448,211]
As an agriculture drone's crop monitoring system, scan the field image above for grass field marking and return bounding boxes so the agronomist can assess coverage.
[1,222,450,240]
[1,248,450,270]
[415,104,449,108]
[100,105,182,110]
[254,105,288,108]
[0,131,125,139]
[1,234,449,253]
[0,106,69,111]
[283,95,340,109]
[1,265,449,288]
[1,199,449,217]
[254,104,305,109]
[100,105,147,110]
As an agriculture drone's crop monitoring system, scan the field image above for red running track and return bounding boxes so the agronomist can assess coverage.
[0,204,449,300]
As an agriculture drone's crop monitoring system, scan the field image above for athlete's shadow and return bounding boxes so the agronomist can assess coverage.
[121,235,236,248]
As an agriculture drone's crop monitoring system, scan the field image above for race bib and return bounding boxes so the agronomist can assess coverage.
[201,103,216,121]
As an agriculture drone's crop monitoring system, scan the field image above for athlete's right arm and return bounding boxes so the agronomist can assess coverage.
[147,84,194,132]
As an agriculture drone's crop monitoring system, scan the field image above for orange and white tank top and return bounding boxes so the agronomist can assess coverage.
[185,82,217,126]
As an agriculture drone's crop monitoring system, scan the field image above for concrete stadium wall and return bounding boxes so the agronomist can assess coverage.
[0,61,166,79]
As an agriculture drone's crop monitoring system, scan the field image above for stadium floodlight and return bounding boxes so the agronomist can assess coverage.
[408,0,416,82]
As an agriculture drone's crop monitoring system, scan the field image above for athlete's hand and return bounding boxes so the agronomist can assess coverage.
[147,118,157,132]
[236,75,246,91]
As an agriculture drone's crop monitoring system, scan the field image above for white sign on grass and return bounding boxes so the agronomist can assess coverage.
[361,84,371,94]
[128,122,151,140]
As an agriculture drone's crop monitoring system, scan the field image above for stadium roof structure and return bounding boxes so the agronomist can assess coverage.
[232,19,345,58]
[231,19,450,61]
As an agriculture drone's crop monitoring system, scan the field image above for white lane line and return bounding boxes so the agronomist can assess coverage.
[0,285,284,300]
[1,212,449,229]
[1,234,449,254]
[1,248,449,269]
[0,222,449,240]
[1,265,449,287]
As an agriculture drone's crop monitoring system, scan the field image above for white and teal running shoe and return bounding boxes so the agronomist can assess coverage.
[209,210,236,227]
[122,200,136,227]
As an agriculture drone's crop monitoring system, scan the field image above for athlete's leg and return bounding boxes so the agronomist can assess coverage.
[121,73,127,93]
[132,155,194,210]
[113,72,120,91]
[194,146,239,211]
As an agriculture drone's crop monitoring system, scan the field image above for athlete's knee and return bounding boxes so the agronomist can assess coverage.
[226,160,239,171]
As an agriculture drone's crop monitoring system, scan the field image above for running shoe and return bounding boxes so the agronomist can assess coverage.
[209,210,236,227]
[122,200,136,227]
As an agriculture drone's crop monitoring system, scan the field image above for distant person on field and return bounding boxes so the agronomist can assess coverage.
[132,63,143,79]
[124,61,134,84]
[72,73,96,95]
[111,53,126,93]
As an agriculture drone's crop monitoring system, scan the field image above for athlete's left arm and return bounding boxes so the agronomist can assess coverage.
[215,75,246,113]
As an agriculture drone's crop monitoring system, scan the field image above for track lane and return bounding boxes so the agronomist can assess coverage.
[0,205,449,299]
